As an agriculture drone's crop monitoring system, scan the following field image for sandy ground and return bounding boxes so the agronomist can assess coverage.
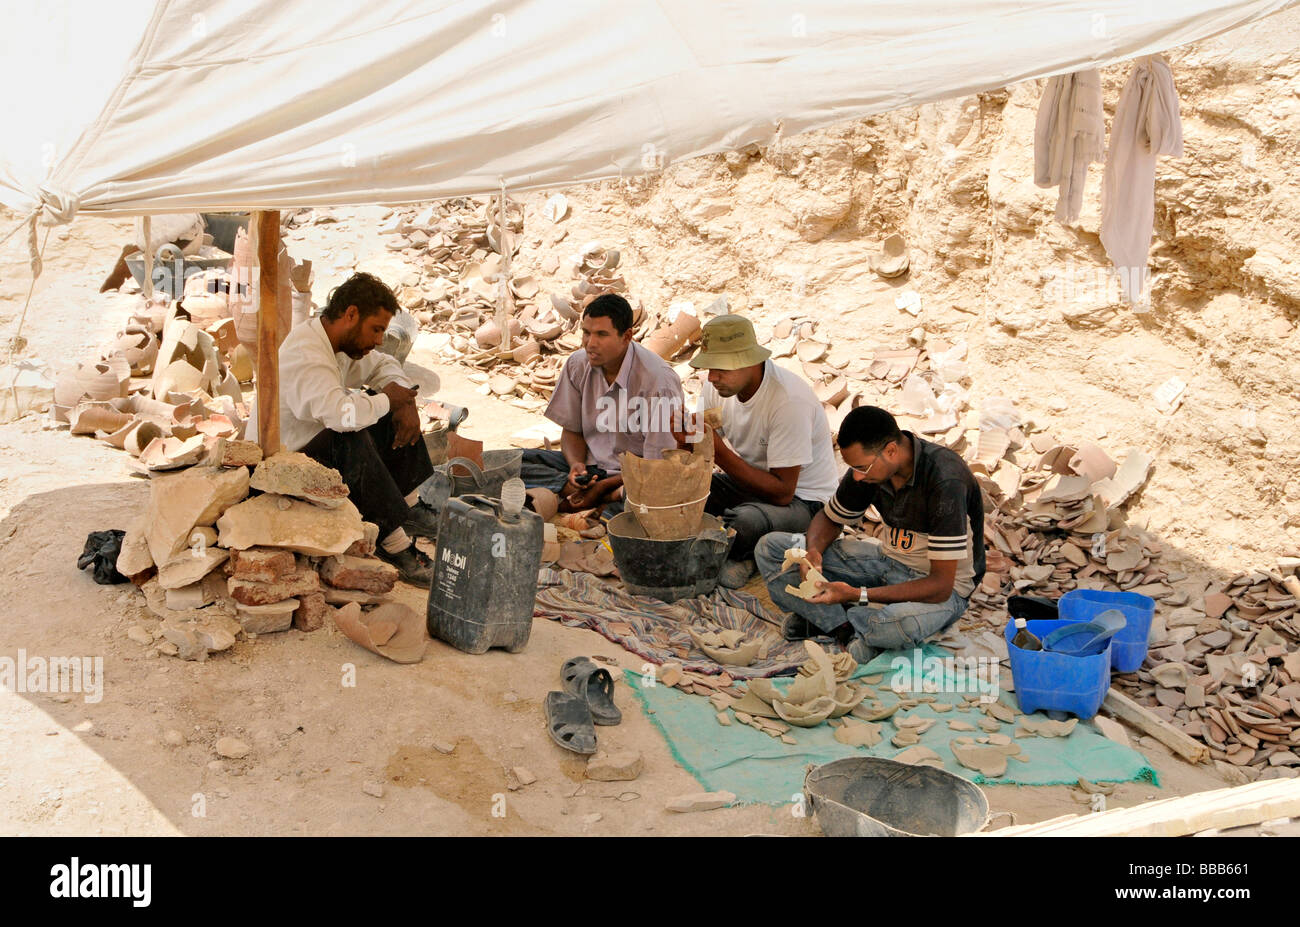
[0,207,1244,837]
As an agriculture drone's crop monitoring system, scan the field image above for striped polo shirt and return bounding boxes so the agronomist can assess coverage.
[825,432,985,598]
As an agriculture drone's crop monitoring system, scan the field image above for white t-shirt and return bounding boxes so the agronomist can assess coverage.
[697,360,839,503]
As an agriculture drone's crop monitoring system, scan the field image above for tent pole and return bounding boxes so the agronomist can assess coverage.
[255,210,281,455]
[141,215,153,300]
[495,180,510,349]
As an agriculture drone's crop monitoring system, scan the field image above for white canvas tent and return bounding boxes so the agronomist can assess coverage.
[1,0,1296,447]
[1,0,1296,224]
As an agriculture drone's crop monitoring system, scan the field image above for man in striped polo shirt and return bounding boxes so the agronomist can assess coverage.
[754,406,985,663]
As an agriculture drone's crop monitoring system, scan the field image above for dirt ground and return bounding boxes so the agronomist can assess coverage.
[0,204,1253,838]
[9,9,1300,831]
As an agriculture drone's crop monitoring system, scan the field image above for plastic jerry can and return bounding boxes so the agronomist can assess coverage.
[426,489,543,654]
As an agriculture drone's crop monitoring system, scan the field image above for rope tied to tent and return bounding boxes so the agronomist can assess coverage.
[2,186,76,367]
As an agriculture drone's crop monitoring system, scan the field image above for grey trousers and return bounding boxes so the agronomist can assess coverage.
[706,473,820,561]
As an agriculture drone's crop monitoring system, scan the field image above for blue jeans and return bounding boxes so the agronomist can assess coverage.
[754,532,969,651]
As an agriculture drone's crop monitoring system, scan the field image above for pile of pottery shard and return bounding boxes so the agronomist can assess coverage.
[52,289,249,472]
[959,423,1160,624]
[380,194,714,423]
[52,228,315,473]
[928,406,1300,779]
[1114,556,1300,779]
[692,639,1079,775]
[115,451,424,664]
[375,195,973,449]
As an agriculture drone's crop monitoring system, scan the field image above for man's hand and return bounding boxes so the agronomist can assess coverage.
[382,383,420,448]
[392,402,421,448]
[799,547,823,582]
[563,475,621,513]
[808,580,858,606]
[561,461,588,499]
[671,411,704,449]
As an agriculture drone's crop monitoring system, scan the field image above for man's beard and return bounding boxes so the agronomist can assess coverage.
[342,322,369,359]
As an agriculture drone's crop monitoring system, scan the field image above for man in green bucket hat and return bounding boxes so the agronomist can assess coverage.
[677,314,838,588]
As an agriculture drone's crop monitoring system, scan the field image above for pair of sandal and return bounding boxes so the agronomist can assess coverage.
[544,657,622,755]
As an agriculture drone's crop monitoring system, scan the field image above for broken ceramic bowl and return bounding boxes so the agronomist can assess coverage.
[773,695,835,727]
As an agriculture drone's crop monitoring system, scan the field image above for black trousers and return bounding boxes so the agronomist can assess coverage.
[300,411,434,539]
[705,472,821,561]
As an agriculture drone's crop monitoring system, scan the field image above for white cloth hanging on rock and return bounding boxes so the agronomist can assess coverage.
[1100,55,1184,303]
[1034,69,1105,224]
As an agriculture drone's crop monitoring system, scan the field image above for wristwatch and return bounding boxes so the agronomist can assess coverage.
[858,587,870,606]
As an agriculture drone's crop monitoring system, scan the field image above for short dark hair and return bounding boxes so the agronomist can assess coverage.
[321,272,399,322]
[583,293,633,334]
[837,406,903,454]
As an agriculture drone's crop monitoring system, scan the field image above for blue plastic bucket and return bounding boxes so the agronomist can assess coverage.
[1004,619,1111,719]
[1057,589,1155,673]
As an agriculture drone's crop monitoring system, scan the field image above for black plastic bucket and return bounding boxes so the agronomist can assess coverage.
[606,512,731,603]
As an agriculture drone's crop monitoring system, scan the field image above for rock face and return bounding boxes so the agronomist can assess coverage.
[228,569,320,606]
[319,555,399,594]
[249,452,350,508]
[216,494,365,556]
[145,466,250,566]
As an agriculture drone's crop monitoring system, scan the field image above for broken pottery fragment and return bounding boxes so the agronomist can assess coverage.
[773,696,836,727]
[892,746,944,768]
[688,628,761,667]
[851,700,900,722]
[891,727,921,747]
[1017,715,1079,738]
[833,719,883,747]
[950,742,1013,778]
[870,233,910,279]
[332,602,428,664]
[827,684,870,718]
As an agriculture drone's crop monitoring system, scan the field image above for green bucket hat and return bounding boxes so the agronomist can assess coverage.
[688,314,772,370]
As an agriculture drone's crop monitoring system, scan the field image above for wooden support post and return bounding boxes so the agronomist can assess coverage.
[494,181,510,349]
[1102,687,1210,765]
[255,210,281,455]
[141,215,154,300]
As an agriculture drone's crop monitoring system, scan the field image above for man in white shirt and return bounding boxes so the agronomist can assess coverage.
[682,315,839,588]
[265,272,436,585]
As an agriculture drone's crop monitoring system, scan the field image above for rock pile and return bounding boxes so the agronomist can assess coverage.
[117,451,398,661]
